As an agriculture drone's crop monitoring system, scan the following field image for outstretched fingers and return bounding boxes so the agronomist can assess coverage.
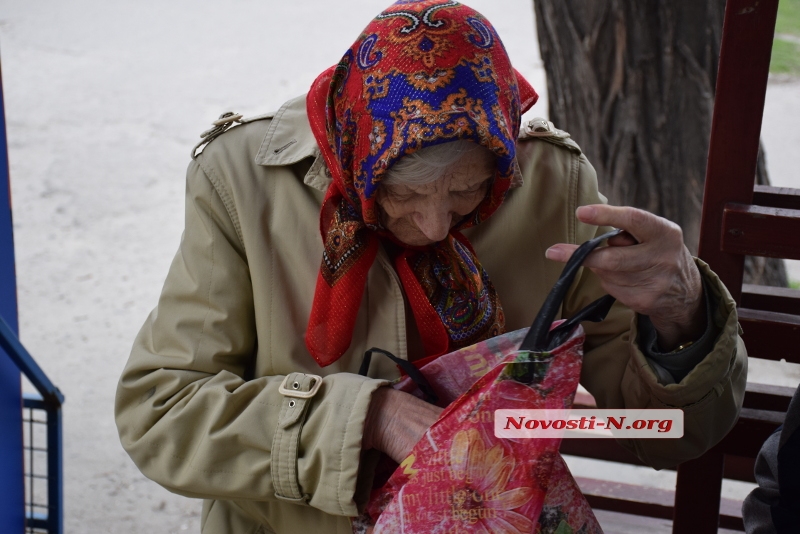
[545,241,652,273]
[576,205,668,243]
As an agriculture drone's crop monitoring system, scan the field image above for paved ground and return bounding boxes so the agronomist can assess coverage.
[0,1,797,532]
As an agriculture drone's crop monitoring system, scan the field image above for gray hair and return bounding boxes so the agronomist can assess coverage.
[384,140,493,186]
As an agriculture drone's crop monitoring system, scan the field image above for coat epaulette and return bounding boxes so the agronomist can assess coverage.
[518,117,583,155]
[192,111,276,159]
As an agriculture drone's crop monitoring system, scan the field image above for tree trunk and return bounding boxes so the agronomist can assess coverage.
[533,0,787,287]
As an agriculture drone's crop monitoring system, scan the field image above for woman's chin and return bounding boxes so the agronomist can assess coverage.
[391,232,441,247]
[397,236,436,247]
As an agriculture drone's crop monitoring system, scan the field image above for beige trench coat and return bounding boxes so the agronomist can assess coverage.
[115,94,747,534]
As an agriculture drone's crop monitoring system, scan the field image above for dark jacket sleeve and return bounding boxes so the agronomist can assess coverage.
[743,384,800,533]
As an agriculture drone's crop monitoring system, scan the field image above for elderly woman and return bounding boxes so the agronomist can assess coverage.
[115,1,746,533]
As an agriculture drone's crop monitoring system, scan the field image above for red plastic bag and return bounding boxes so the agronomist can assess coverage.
[356,231,620,534]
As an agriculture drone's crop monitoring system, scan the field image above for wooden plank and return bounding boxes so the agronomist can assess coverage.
[720,515,746,532]
[577,477,675,523]
[697,0,780,302]
[566,384,789,467]
[718,408,783,456]
[585,494,673,521]
[738,308,800,363]
[743,381,797,412]
[577,380,794,414]
[575,476,745,528]
[724,455,756,484]
[741,284,800,316]
[752,184,800,210]
[721,203,800,260]
[576,477,673,509]
[574,466,751,529]
[560,439,647,466]
[673,450,724,533]
[564,449,757,483]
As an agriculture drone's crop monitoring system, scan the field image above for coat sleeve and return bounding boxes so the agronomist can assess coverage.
[742,428,782,533]
[114,159,387,517]
[561,152,747,469]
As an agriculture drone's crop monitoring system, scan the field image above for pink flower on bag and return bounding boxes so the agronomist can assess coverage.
[445,428,534,533]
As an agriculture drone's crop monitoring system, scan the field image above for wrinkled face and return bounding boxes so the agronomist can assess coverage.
[376,148,496,246]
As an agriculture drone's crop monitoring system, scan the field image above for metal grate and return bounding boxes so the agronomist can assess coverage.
[22,393,62,534]
[1,317,64,533]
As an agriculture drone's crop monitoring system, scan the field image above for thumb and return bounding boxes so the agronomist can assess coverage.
[545,243,579,263]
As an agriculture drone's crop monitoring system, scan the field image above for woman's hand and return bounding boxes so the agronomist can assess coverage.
[363,387,443,463]
[545,204,706,351]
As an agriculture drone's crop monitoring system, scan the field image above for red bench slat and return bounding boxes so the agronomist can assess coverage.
[737,308,800,363]
[741,284,800,316]
[722,204,800,260]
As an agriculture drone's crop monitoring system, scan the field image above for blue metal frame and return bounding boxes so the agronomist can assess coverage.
[22,394,63,534]
[0,51,25,532]
[0,316,64,534]
[1,46,63,534]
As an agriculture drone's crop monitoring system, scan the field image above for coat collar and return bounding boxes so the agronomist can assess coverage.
[255,93,332,192]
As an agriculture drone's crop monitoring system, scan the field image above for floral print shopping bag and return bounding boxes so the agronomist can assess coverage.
[355,230,622,533]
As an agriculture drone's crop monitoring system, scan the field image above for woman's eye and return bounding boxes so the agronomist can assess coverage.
[382,188,414,201]
[455,184,486,196]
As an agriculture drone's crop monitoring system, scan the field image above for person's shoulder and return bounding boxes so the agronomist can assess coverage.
[514,117,592,194]
[517,117,583,155]
[508,118,600,220]
[185,96,324,215]
[192,94,319,177]
[191,110,277,162]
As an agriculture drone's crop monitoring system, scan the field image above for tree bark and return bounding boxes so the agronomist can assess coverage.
[533,0,787,287]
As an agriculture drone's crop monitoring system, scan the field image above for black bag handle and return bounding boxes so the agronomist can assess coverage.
[519,229,622,353]
[358,347,439,405]
[358,229,620,400]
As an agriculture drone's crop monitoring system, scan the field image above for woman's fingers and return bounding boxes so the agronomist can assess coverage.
[545,205,681,272]
[364,388,443,464]
[545,241,651,273]
[544,204,705,348]
[607,230,638,247]
[544,243,578,263]
[576,205,668,243]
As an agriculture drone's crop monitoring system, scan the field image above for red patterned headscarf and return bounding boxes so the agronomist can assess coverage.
[306,0,538,366]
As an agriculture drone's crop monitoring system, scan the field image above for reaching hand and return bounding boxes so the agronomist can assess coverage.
[545,204,706,350]
[363,387,443,464]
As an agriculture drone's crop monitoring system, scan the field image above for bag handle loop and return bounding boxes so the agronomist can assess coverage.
[358,347,439,404]
[519,229,622,353]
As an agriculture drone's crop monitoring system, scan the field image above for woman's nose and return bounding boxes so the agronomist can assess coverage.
[413,206,452,243]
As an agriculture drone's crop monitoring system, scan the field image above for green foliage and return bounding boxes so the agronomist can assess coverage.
[772,0,800,75]
[771,38,800,74]
[776,0,800,35]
